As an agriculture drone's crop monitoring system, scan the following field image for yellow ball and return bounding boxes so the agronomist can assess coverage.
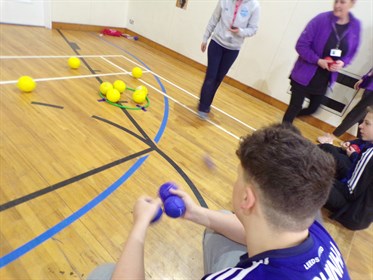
[132,67,143,79]
[99,82,113,95]
[106,88,121,103]
[68,57,81,69]
[17,76,36,92]
[113,80,126,93]
[133,89,147,103]
[136,85,148,96]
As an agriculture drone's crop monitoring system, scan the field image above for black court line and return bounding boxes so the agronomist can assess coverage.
[0,30,208,211]
[154,147,208,208]
[0,148,153,212]
[92,115,149,143]
[60,29,207,207]
[95,113,207,208]
[31,101,64,109]
[57,29,103,84]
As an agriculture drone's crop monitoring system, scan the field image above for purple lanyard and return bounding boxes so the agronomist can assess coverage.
[231,0,243,27]
[332,23,349,49]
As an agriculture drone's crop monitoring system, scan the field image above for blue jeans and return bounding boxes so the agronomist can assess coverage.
[198,40,239,113]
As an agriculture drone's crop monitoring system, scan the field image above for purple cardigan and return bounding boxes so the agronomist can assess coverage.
[290,11,361,87]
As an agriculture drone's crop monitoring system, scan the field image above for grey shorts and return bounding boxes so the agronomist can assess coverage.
[203,228,247,274]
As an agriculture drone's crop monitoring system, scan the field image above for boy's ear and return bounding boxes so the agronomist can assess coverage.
[241,184,256,211]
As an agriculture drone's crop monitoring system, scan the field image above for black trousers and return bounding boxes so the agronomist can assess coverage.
[282,89,325,123]
[318,144,353,212]
[324,180,349,212]
[198,40,239,113]
[318,143,352,180]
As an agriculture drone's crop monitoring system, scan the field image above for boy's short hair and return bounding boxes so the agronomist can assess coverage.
[367,106,373,114]
[236,123,335,231]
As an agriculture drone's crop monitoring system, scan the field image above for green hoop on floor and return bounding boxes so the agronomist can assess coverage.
[98,91,150,110]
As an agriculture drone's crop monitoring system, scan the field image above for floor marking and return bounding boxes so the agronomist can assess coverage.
[0,72,126,85]
[1,55,255,137]
[31,101,64,109]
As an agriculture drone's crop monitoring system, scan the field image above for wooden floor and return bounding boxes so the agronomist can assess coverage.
[0,24,371,279]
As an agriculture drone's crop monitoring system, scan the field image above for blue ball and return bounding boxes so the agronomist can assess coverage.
[164,196,186,218]
[151,206,163,223]
[159,182,178,202]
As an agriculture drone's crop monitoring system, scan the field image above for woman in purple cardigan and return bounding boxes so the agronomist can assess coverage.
[283,0,361,124]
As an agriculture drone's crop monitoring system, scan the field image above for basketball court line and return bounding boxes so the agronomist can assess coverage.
[0,54,256,135]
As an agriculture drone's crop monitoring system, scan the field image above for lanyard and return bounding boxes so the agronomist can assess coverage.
[231,0,243,27]
[332,23,349,49]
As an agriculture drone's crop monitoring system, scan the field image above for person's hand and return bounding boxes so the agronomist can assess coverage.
[229,27,239,34]
[133,196,162,226]
[340,141,350,151]
[354,79,363,90]
[317,59,331,70]
[329,60,344,72]
[169,188,200,221]
[201,42,207,53]
[346,145,357,157]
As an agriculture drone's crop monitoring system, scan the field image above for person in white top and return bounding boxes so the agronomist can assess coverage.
[197,0,260,120]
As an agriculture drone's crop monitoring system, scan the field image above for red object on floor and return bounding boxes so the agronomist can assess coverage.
[102,29,122,37]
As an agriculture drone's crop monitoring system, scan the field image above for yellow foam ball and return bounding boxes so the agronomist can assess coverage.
[132,89,147,104]
[100,82,113,95]
[68,57,81,69]
[106,88,121,103]
[132,67,143,79]
[136,85,148,96]
[113,80,126,93]
[17,76,36,92]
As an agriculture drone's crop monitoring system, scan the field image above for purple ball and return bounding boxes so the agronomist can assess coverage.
[164,196,186,218]
[151,206,163,223]
[159,182,178,202]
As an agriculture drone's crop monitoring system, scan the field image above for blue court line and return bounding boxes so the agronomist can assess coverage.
[0,50,169,268]
[0,156,148,268]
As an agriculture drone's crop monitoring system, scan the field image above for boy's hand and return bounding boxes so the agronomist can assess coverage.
[340,141,350,151]
[133,196,162,226]
[346,146,357,157]
[169,188,200,221]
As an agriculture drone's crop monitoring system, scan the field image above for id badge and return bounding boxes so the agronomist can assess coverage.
[330,49,342,57]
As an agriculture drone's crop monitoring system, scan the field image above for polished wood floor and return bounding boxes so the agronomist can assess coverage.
[0,24,372,279]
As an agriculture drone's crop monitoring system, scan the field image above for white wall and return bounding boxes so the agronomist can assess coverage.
[51,0,372,130]
[1,0,46,27]
[52,0,128,28]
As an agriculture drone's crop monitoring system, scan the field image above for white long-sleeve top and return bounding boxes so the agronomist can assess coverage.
[203,0,260,50]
